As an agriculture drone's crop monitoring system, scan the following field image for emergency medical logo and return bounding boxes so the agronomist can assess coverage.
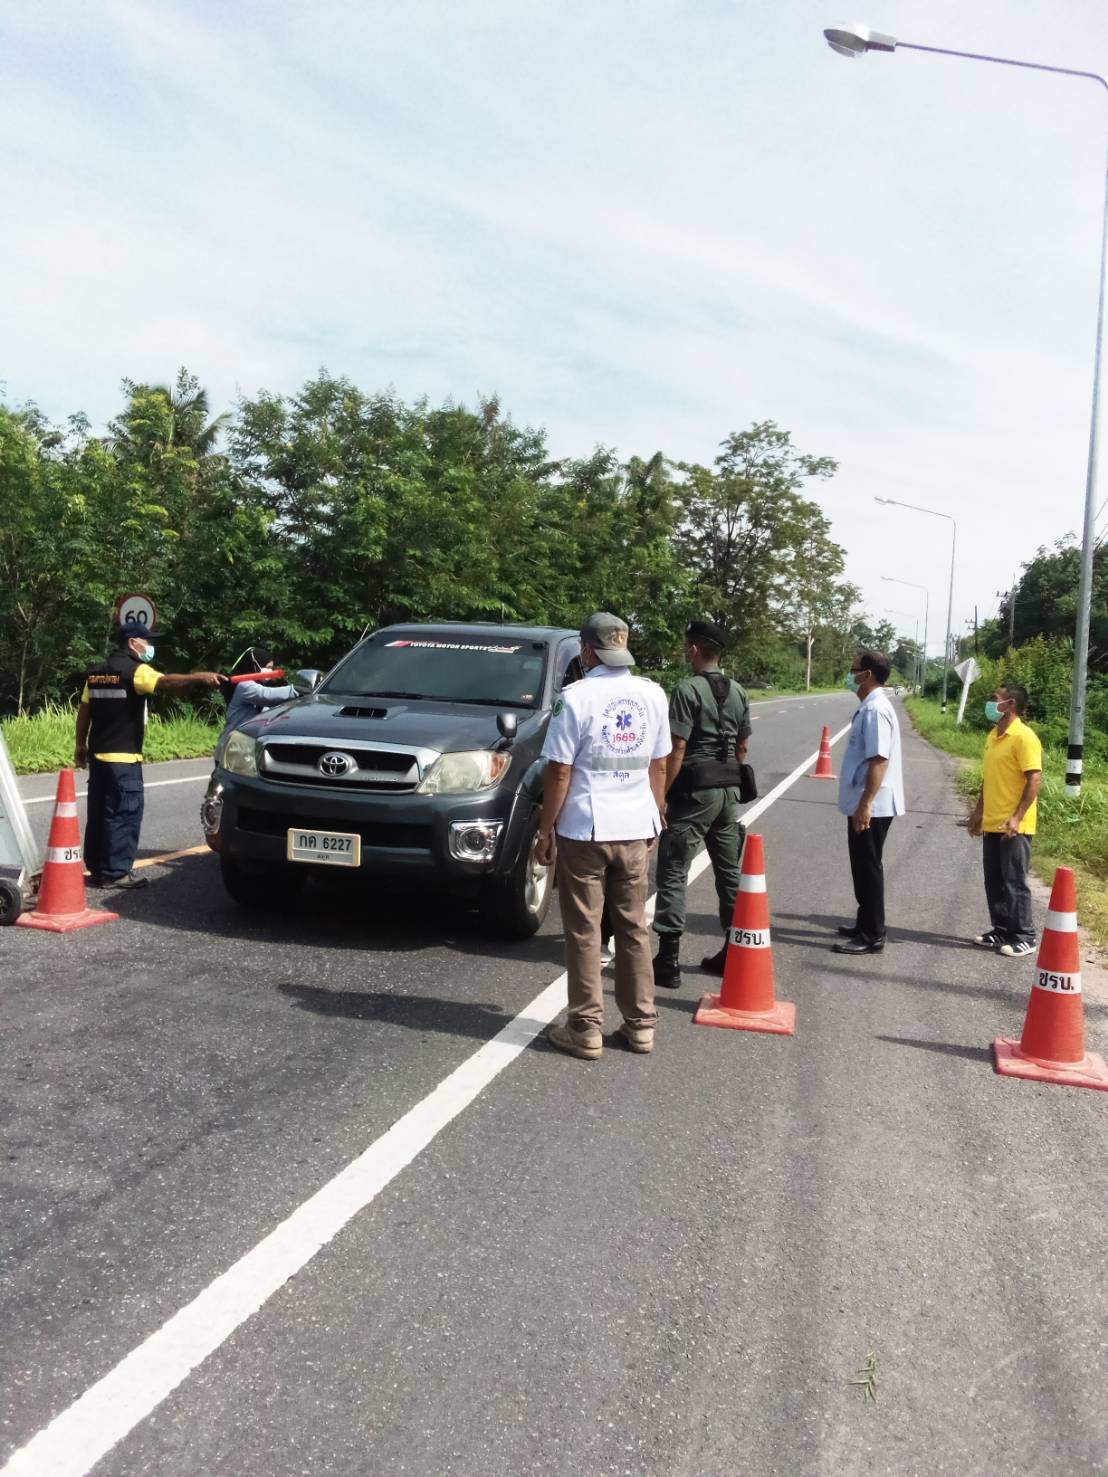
[600,696,647,781]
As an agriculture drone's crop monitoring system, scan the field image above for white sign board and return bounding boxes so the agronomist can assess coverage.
[0,730,41,882]
[954,656,980,726]
[115,593,157,630]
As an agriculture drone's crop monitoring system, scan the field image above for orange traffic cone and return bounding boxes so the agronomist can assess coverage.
[809,725,836,779]
[992,866,1108,1092]
[16,771,119,934]
[694,833,796,1034]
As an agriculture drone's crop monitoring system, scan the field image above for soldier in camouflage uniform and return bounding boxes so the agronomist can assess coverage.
[653,620,751,988]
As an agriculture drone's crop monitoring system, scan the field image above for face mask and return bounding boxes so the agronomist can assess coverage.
[140,644,155,663]
[985,700,1007,723]
[844,673,860,694]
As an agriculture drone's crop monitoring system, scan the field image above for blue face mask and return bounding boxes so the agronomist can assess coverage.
[140,644,155,663]
[985,699,1006,723]
[844,672,860,694]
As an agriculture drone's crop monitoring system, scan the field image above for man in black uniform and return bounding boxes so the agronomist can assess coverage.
[75,621,223,889]
[653,620,752,987]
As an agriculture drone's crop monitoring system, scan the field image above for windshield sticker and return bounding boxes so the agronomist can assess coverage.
[385,640,522,654]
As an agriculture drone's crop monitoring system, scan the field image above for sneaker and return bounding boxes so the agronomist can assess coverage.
[616,1023,654,1054]
[974,929,1003,948]
[998,940,1035,958]
[103,871,149,891]
[599,940,615,966]
[546,1022,603,1060]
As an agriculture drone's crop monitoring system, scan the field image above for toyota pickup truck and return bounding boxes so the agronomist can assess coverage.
[201,622,580,936]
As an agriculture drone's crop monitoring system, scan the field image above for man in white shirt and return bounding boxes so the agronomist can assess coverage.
[832,649,906,955]
[537,613,671,1059]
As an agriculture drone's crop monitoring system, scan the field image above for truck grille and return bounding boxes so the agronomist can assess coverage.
[257,737,438,792]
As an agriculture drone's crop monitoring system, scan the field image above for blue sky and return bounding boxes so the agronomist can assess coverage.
[3,0,1106,652]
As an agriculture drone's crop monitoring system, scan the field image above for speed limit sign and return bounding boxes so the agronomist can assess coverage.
[114,593,157,630]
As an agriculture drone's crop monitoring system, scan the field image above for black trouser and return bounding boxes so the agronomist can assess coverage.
[982,833,1035,946]
[846,816,893,941]
[84,758,145,881]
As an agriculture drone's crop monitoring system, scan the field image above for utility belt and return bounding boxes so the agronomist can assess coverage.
[671,757,758,804]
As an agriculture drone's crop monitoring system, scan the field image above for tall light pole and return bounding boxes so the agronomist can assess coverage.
[875,497,956,710]
[824,23,1106,789]
[881,575,930,693]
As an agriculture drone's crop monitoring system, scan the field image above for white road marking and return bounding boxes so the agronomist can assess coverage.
[22,775,209,806]
[1,724,851,1477]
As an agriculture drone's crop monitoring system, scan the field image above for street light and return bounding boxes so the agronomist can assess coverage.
[881,575,930,694]
[824,23,1108,791]
[875,497,956,710]
[884,607,921,689]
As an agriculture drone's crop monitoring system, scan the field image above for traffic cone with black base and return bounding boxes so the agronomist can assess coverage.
[809,725,835,780]
[16,771,119,934]
[992,866,1108,1092]
[694,833,795,1034]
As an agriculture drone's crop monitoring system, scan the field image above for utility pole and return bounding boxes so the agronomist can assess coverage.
[1008,576,1017,652]
[974,604,979,655]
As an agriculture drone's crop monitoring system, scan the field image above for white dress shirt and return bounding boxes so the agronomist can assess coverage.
[542,666,671,841]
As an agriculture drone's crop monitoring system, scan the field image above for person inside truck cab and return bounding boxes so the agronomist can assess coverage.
[220,645,298,740]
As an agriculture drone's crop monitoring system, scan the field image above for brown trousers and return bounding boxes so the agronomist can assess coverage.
[555,835,658,1033]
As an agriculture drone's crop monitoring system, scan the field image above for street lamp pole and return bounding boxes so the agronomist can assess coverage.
[876,498,955,708]
[824,23,1107,786]
[881,574,930,693]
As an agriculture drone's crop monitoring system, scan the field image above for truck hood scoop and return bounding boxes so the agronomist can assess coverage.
[336,705,388,719]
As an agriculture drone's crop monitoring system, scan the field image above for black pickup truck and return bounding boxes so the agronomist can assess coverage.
[201,622,580,936]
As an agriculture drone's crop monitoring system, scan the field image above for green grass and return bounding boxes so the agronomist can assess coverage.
[2,702,221,775]
[905,697,1108,948]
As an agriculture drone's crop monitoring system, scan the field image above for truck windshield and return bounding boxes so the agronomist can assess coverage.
[321,635,548,708]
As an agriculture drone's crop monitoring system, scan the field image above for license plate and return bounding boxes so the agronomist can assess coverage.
[286,828,362,866]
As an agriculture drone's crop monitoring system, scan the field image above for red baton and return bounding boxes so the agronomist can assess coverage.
[228,668,286,684]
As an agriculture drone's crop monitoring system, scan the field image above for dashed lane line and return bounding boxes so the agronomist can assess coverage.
[1,727,851,1477]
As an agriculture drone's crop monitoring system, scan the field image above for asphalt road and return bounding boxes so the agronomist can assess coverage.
[4,693,1108,1477]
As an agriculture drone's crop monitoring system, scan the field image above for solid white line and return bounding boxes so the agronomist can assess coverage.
[1,723,850,1477]
[23,775,208,807]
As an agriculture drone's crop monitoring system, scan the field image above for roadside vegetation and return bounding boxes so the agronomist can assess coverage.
[906,650,1108,950]
[3,703,221,775]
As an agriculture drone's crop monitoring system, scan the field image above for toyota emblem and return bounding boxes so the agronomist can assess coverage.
[318,750,354,777]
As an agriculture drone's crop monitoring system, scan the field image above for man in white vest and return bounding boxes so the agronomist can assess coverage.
[537,613,670,1059]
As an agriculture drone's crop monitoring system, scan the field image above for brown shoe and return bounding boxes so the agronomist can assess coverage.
[616,1023,654,1054]
[547,1022,603,1060]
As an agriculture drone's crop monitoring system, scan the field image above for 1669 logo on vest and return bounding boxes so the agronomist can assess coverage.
[600,696,647,780]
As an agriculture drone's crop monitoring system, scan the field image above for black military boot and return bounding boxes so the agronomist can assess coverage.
[653,934,682,989]
[700,938,729,976]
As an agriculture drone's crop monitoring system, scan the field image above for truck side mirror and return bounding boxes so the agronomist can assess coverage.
[292,669,322,694]
[496,712,518,747]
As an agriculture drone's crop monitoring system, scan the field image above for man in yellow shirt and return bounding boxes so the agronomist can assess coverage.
[75,621,223,889]
[967,681,1043,958]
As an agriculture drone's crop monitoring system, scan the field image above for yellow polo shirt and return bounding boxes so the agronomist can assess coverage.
[982,717,1042,834]
[80,664,161,762]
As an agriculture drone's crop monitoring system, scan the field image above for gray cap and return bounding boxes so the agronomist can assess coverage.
[580,612,635,667]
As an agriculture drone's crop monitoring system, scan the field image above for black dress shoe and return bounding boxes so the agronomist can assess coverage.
[700,943,728,976]
[837,924,861,938]
[832,935,885,955]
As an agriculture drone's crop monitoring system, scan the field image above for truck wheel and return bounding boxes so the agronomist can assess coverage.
[481,817,553,938]
[0,878,24,926]
[220,854,306,909]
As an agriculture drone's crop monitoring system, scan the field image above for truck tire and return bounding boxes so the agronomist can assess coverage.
[220,854,306,910]
[0,878,24,925]
[480,814,553,939]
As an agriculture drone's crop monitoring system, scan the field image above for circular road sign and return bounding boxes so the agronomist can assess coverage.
[114,593,158,631]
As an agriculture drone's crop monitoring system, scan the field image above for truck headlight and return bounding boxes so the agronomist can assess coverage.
[415,750,511,795]
[221,730,258,777]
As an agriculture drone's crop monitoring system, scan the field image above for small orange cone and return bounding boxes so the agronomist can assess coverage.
[992,866,1108,1092]
[809,725,836,779]
[16,771,119,934]
[694,833,796,1034]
